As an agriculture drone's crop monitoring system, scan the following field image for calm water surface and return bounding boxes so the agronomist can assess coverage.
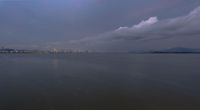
[0,53,200,110]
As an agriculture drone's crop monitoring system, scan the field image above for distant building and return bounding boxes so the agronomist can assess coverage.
[0,47,34,54]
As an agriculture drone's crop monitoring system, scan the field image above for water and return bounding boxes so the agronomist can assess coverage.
[0,53,200,110]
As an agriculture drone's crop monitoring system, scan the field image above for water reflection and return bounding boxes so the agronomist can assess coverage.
[0,54,200,110]
[52,59,59,69]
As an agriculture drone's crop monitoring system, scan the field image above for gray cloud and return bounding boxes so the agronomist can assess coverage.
[65,6,200,52]
[1,0,200,50]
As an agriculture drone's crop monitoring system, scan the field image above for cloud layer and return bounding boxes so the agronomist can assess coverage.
[62,6,200,52]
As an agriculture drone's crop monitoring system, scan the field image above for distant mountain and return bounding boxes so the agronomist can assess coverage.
[151,47,200,53]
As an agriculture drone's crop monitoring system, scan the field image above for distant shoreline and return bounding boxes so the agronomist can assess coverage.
[1,52,200,54]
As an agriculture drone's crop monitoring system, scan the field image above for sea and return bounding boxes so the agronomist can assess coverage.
[0,53,200,110]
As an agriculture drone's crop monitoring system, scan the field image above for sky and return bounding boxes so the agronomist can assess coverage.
[1,0,200,51]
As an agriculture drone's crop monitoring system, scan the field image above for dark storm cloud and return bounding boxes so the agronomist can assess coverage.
[67,6,200,52]
[1,0,200,50]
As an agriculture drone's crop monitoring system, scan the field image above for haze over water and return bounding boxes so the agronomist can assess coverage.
[0,54,200,110]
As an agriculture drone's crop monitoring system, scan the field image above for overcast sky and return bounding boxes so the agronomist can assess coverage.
[1,0,200,51]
